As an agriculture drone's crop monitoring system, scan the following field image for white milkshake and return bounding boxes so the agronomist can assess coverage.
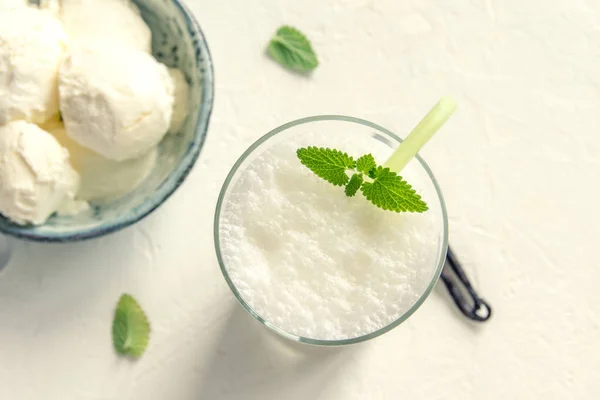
[216,117,447,343]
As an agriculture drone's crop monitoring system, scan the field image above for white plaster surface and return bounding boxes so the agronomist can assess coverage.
[1,0,600,398]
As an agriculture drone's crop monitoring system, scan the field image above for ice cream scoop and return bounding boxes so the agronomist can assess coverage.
[0,6,67,124]
[59,44,174,161]
[45,120,158,201]
[0,121,85,225]
[59,0,151,52]
[0,0,27,10]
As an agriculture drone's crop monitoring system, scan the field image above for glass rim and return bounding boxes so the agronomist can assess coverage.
[214,115,449,346]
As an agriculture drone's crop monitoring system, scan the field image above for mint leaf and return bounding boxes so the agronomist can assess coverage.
[345,173,363,197]
[112,294,150,358]
[297,147,355,186]
[360,167,428,213]
[356,154,376,174]
[268,26,318,72]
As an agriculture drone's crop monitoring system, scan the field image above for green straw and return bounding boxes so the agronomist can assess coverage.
[384,96,457,173]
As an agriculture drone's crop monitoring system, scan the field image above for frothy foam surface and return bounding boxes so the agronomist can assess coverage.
[219,129,444,340]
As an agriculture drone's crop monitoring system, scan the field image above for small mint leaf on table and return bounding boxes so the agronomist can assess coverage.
[268,26,318,72]
[112,294,150,358]
[345,173,363,197]
[360,167,428,213]
[356,154,376,174]
[297,147,356,186]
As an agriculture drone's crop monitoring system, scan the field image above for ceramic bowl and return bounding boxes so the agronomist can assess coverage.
[0,0,214,242]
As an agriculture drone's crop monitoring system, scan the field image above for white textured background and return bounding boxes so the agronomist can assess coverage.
[1,0,600,398]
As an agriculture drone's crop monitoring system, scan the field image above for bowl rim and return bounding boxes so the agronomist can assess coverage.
[0,0,215,242]
[213,115,449,346]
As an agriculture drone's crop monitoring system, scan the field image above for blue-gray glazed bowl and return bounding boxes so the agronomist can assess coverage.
[0,0,214,242]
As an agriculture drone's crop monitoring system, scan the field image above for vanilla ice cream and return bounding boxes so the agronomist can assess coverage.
[0,0,27,10]
[0,121,84,225]
[45,121,158,201]
[60,0,151,53]
[59,44,174,161]
[167,68,190,134]
[0,6,67,125]
[38,0,61,16]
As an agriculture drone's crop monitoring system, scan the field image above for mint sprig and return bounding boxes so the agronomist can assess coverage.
[268,26,318,72]
[112,294,150,358]
[297,147,428,213]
